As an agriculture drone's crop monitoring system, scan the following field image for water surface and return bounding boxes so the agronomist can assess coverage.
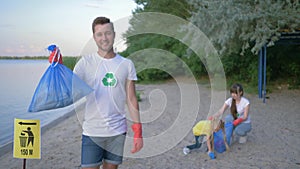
[0,60,73,147]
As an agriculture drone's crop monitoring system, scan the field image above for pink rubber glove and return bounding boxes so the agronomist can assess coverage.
[131,123,143,153]
[233,118,243,126]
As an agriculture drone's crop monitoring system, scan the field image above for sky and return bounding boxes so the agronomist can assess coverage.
[0,0,137,56]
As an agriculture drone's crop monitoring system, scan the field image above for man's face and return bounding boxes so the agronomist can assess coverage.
[93,23,115,53]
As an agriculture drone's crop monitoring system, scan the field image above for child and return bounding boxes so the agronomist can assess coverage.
[183,117,232,159]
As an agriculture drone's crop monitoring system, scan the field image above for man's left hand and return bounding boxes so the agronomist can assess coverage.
[131,123,143,153]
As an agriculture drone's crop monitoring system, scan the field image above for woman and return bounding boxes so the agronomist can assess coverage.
[215,83,252,143]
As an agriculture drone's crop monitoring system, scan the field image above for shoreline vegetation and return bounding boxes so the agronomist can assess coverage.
[1,56,298,94]
[0,56,47,60]
[0,56,79,71]
[0,56,78,59]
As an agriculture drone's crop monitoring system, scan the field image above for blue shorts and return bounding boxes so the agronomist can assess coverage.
[81,133,126,168]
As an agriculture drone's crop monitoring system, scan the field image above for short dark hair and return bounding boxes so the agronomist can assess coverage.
[92,17,114,33]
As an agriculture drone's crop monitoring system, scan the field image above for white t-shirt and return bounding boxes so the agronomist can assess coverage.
[225,97,251,123]
[74,53,137,137]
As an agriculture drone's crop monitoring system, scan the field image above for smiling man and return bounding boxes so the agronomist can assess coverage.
[74,17,143,169]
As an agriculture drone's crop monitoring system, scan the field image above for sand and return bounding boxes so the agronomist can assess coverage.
[0,82,299,169]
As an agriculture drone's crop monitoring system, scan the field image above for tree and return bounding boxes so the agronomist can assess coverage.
[126,0,192,56]
[187,0,300,55]
[124,0,300,84]
[123,0,198,81]
[133,0,192,19]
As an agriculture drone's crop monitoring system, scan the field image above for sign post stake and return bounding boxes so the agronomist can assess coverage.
[23,159,26,169]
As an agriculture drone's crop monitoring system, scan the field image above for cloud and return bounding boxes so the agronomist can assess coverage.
[84,3,101,8]
[1,44,46,56]
[84,0,105,8]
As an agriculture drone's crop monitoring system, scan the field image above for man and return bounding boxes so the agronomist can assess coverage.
[74,16,143,169]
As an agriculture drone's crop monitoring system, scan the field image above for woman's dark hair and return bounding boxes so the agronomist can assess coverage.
[230,83,244,120]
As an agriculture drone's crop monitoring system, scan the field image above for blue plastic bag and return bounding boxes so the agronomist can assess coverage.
[213,130,226,153]
[28,46,93,112]
[224,121,233,145]
[213,122,233,153]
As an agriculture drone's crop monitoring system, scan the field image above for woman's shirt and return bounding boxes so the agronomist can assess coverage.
[225,97,251,123]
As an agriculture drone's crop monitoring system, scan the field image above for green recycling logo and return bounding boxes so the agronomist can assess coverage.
[102,72,117,87]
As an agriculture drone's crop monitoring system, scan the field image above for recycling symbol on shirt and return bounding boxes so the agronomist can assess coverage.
[102,72,117,87]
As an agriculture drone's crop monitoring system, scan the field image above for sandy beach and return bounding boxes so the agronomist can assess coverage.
[0,82,299,169]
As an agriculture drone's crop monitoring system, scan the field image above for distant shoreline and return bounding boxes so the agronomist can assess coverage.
[0,56,78,70]
[0,56,48,60]
[0,56,78,60]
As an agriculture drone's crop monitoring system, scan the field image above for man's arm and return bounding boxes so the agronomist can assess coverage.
[126,80,140,123]
[126,80,143,153]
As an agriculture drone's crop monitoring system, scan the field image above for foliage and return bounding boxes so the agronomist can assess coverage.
[136,90,142,102]
[267,45,300,88]
[182,54,207,77]
[133,0,192,18]
[187,0,300,55]
[123,0,194,81]
[62,57,78,70]
[126,0,192,56]
[221,49,258,86]
[123,0,300,90]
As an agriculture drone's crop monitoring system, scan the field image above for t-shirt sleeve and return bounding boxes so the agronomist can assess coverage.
[242,97,250,107]
[225,98,232,107]
[127,60,138,81]
[73,57,85,81]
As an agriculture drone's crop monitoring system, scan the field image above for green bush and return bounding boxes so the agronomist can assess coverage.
[62,57,78,70]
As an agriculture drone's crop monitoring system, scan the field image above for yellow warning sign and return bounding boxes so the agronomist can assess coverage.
[13,118,41,159]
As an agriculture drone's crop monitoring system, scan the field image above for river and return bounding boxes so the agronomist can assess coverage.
[0,59,74,148]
